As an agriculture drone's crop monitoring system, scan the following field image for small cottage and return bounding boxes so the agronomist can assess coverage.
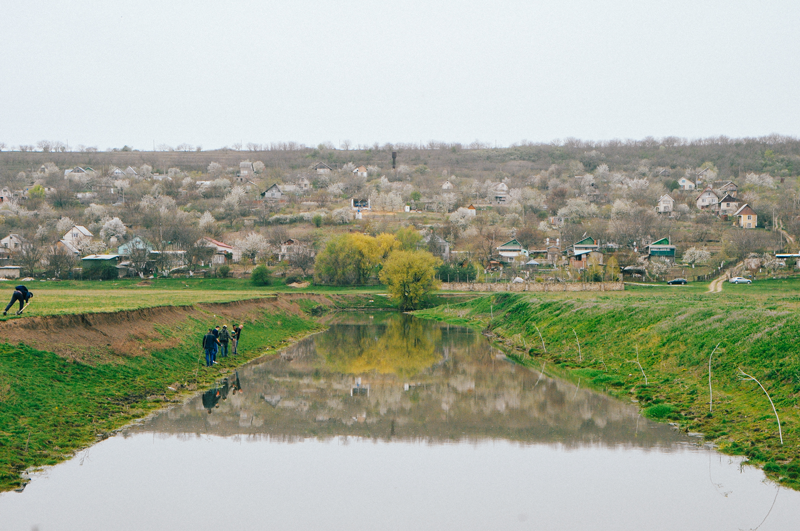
[657,194,675,214]
[734,204,757,229]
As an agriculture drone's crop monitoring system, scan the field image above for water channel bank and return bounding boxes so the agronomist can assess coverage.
[415,292,800,491]
[4,312,799,531]
[0,293,390,492]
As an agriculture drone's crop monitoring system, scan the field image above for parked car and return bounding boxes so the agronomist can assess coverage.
[729,277,752,284]
[667,278,688,285]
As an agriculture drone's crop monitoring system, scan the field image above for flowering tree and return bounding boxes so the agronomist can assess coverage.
[100,217,127,241]
[236,232,269,263]
[682,247,711,265]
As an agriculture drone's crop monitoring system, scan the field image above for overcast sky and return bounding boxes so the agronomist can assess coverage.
[2,1,799,151]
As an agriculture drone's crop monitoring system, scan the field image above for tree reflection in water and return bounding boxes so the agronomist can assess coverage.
[315,314,441,378]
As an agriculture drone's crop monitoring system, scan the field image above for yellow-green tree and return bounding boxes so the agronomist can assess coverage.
[395,225,422,250]
[315,233,400,285]
[379,250,441,310]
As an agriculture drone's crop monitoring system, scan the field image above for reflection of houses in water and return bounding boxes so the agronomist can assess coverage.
[130,316,688,449]
[351,377,370,397]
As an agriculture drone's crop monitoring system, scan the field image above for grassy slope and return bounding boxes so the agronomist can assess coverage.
[415,278,800,490]
[0,283,334,492]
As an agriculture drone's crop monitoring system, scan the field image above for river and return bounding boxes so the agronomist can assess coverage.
[1,313,797,530]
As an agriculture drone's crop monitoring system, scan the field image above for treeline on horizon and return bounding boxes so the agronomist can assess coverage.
[1,134,798,181]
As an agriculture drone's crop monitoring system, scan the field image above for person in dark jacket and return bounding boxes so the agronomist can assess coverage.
[202,328,218,367]
[232,324,243,355]
[218,325,231,357]
[211,326,221,364]
[4,285,33,316]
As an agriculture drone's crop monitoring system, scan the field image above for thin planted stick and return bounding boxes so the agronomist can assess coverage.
[573,329,582,362]
[708,343,720,413]
[531,323,547,354]
[598,357,608,371]
[738,368,783,445]
[573,377,581,399]
[627,346,648,385]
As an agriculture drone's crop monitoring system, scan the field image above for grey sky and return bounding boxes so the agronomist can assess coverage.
[2,1,799,150]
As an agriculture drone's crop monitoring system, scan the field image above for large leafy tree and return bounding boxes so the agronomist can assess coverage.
[379,250,441,311]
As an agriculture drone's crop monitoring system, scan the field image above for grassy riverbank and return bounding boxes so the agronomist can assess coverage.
[415,282,800,490]
[0,295,332,493]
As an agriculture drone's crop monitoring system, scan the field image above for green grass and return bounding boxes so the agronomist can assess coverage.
[415,282,800,490]
[0,308,322,492]
[0,279,401,319]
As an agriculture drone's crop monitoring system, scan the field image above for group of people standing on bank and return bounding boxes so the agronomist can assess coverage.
[202,323,243,367]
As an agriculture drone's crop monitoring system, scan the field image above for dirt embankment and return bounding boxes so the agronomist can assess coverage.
[0,293,332,363]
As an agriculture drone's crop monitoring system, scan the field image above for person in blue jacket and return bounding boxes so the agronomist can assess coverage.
[3,285,33,316]
[202,328,219,367]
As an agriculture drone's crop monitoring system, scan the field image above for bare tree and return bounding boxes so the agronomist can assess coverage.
[47,245,76,279]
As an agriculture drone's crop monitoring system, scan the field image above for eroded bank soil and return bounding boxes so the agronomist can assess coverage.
[0,293,333,362]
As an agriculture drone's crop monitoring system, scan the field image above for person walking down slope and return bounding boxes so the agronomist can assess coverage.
[202,328,218,367]
[3,285,33,316]
[219,325,231,358]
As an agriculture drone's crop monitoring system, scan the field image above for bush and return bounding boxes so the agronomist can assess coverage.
[251,265,271,286]
[312,214,323,228]
[285,274,302,284]
[217,265,230,278]
[83,262,118,280]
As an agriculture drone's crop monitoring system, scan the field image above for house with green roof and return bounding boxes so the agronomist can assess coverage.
[496,238,528,264]
[646,237,676,260]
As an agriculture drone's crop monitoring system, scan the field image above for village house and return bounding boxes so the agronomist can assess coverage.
[351,198,370,210]
[734,204,758,229]
[569,249,603,270]
[717,194,741,217]
[312,162,333,174]
[353,165,368,177]
[278,239,315,262]
[645,237,677,261]
[492,182,509,204]
[0,233,25,253]
[570,236,600,254]
[442,180,454,190]
[422,233,451,262]
[0,266,21,279]
[297,176,311,192]
[64,166,89,178]
[495,238,527,264]
[237,161,254,184]
[712,180,738,198]
[656,194,675,214]
[261,184,283,201]
[678,177,696,191]
[62,225,93,248]
[696,187,719,210]
[0,187,13,203]
[200,237,242,264]
[56,239,81,257]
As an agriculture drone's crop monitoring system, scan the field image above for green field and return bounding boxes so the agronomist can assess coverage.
[416,277,800,490]
[0,278,393,318]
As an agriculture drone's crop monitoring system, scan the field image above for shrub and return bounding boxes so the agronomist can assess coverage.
[312,214,323,228]
[217,265,230,278]
[251,264,271,286]
[84,262,118,280]
[285,274,302,284]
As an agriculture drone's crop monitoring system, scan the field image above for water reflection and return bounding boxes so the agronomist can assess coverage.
[130,314,687,449]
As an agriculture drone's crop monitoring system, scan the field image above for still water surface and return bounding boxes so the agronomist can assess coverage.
[1,313,798,530]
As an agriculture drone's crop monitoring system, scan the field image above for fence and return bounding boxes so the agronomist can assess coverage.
[439,281,624,292]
